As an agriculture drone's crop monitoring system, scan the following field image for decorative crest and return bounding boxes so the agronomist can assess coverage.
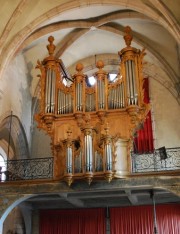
[67,127,72,138]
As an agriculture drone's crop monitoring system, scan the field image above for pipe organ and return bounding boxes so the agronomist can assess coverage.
[35,26,149,186]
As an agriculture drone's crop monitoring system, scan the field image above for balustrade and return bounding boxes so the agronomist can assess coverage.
[0,157,53,181]
[131,147,180,173]
[0,148,179,182]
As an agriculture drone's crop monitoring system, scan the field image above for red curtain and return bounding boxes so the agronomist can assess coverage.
[134,78,154,153]
[156,204,180,234]
[110,204,180,234]
[39,208,106,234]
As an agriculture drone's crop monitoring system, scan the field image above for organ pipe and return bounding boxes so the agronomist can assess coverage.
[42,37,58,114]
[84,130,93,172]
[66,146,72,173]
[105,141,112,171]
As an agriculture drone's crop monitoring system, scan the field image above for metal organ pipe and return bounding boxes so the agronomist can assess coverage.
[122,83,124,108]
[125,60,137,105]
[85,132,93,172]
[57,76,73,114]
[125,61,130,105]
[117,86,119,108]
[48,69,51,112]
[80,83,82,111]
[77,83,79,111]
[108,144,112,171]
[76,82,82,111]
[45,68,56,113]
[98,80,100,109]
[125,60,138,106]
[66,146,72,173]
[112,89,114,109]
[102,81,105,109]
[79,83,81,111]
[49,69,53,112]
[57,90,60,114]
[45,69,49,113]
[86,94,92,112]
[89,94,91,111]
[52,70,56,113]
[105,140,112,171]
[108,80,126,110]
[68,94,70,113]
[131,60,138,105]
[119,85,121,108]
[63,93,65,114]
[100,80,102,109]
[60,91,62,114]
[128,60,134,105]
[65,94,68,113]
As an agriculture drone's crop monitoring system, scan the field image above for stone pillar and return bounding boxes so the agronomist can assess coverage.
[19,204,32,234]
[31,210,39,234]
[114,138,130,177]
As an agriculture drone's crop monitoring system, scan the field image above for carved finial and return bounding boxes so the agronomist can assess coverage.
[47,36,56,55]
[64,175,73,187]
[96,60,104,69]
[124,26,133,47]
[76,63,84,72]
[105,172,113,183]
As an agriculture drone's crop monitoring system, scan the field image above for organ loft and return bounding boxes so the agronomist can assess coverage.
[35,26,149,186]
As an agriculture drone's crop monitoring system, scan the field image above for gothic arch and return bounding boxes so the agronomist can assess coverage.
[0,113,29,160]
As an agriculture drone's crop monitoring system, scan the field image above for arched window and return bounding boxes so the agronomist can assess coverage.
[0,153,6,181]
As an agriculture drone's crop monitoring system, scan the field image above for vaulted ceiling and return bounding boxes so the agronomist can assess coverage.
[0,0,179,103]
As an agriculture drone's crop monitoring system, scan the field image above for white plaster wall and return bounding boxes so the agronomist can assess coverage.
[31,122,52,158]
[0,54,32,147]
[150,78,180,148]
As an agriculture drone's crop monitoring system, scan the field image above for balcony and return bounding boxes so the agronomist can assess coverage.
[0,147,179,182]
[131,147,180,173]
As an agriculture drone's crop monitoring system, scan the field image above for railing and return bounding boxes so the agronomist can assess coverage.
[0,148,179,182]
[0,157,53,181]
[131,147,180,173]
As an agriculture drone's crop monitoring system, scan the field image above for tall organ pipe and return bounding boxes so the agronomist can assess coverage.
[125,61,130,105]
[52,70,56,113]
[45,69,56,113]
[106,143,112,171]
[66,146,72,173]
[128,61,134,104]
[45,69,49,112]
[85,132,93,172]
[79,83,82,111]
[76,82,82,111]
[131,60,138,105]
